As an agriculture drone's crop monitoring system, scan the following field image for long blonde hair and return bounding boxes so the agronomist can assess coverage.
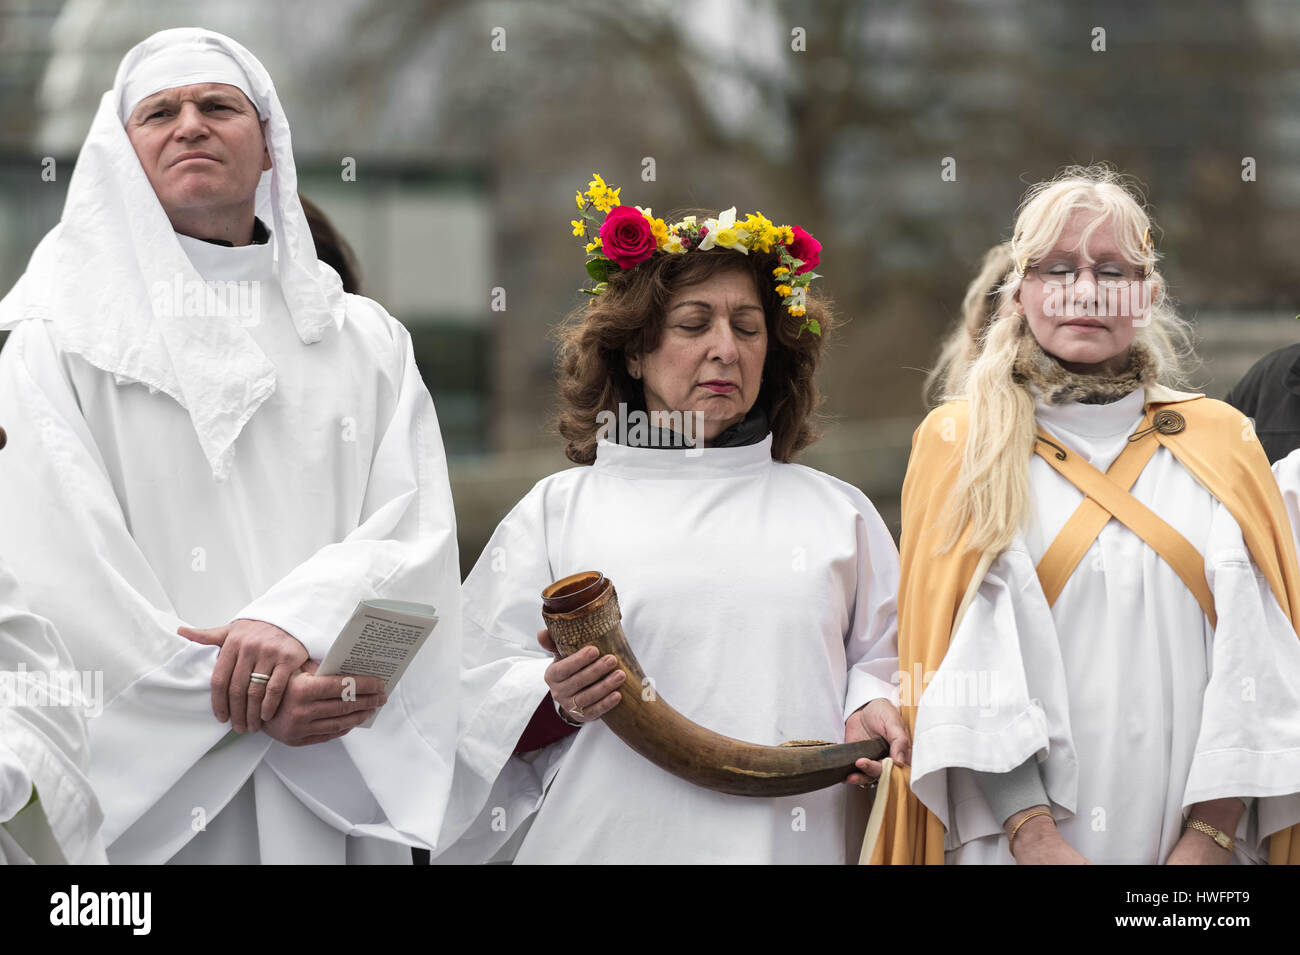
[925,241,1016,406]
[943,164,1196,553]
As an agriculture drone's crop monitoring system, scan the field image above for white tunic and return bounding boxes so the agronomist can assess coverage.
[0,559,106,864]
[440,436,900,864]
[909,389,1300,864]
[0,233,462,863]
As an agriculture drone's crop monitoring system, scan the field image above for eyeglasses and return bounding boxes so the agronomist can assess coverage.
[1022,260,1150,289]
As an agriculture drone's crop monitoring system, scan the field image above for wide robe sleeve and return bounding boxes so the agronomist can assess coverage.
[908,538,1080,850]
[840,491,902,721]
[0,320,230,845]
[0,560,107,864]
[1183,499,1300,858]
[213,315,464,852]
[432,481,561,863]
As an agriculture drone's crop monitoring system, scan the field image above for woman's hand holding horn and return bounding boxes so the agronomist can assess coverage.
[842,698,911,786]
[538,627,626,724]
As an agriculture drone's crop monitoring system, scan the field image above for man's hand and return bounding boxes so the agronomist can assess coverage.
[177,618,308,734]
[843,697,911,786]
[262,661,387,747]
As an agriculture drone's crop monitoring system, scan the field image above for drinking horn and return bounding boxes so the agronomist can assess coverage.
[541,571,889,797]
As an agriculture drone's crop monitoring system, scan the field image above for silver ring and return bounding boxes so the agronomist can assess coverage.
[250,672,271,685]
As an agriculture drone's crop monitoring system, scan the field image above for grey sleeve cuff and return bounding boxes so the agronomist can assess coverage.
[973,757,1050,825]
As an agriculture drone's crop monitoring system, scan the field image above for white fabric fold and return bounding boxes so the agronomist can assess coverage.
[0,27,344,480]
[0,562,107,864]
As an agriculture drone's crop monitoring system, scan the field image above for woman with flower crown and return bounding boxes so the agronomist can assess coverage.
[866,165,1300,865]
[434,175,909,864]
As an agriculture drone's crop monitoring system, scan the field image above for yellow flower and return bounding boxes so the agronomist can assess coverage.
[776,226,794,245]
[773,266,790,277]
[571,219,586,237]
[575,191,586,210]
[789,304,806,317]
[591,185,622,214]
[652,225,669,246]
[740,212,777,253]
[662,235,685,254]
[775,284,793,297]
[639,208,670,247]
[714,227,740,248]
[587,173,608,198]
[585,238,603,253]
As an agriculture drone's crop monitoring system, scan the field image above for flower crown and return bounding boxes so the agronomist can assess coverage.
[571,173,823,337]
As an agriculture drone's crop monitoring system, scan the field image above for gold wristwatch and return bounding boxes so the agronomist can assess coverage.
[1185,818,1235,853]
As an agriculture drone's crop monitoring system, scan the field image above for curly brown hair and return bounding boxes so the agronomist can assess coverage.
[553,241,836,464]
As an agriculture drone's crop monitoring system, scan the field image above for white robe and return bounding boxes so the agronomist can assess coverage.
[0,559,107,864]
[0,233,462,863]
[1271,449,1300,566]
[909,389,1300,864]
[439,436,900,864]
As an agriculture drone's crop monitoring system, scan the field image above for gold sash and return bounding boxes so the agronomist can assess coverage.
[1032,421,1217,627]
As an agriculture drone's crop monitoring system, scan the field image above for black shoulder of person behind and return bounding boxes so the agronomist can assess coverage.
[1223,342,1300,465]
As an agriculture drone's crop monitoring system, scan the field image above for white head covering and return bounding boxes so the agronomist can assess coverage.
[0,27,346,481]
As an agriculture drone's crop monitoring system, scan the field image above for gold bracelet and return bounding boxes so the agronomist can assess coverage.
[1185,818,1235,853]
[1008,808,1054,854]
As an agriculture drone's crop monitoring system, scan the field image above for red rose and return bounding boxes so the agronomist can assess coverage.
[787,225,821,274]
[599,206,657,269]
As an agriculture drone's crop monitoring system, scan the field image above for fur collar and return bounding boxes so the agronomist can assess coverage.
[1010,320,1157,405]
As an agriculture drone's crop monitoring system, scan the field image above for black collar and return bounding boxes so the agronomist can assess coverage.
[620,387,771,450]
[195,217,270,248]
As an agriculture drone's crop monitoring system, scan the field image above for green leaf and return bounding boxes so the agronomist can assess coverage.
[585,257,610,283]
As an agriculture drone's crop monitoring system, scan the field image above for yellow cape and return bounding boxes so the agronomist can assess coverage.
[866,385,1300,865]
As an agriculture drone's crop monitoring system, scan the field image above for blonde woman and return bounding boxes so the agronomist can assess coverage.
[867,165,1300,865]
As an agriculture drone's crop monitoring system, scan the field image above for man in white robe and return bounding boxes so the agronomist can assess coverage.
[0,28,461,863]
[909,386,1300,863]
[437,435,900,864]
[0,555,106,864]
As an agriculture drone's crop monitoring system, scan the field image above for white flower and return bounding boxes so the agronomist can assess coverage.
[697,207,737,251]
